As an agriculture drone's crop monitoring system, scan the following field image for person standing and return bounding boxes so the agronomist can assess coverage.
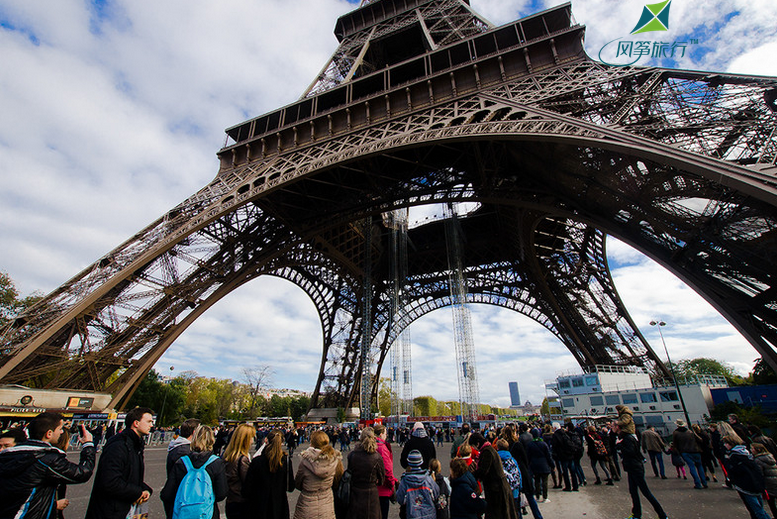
[160,425,228,519]
[752,442,777,518]
[293,429,343,519]
[449,458,486,519]
[551,423,578,491]
[470,433,519,519]
[429,459,451,519]
[166,418,201,476]
[749,425,777,459]
[85,407,154,519]
[401,422,436,470]
[723,435,770,519]
[346,427,385,519]
[374,424,398,519]
[672,419,707,489]
[615,416,669,519]
[396,450,439,519]
[0,412,95,519]
[641,426,667,479]
[243,429,294,519]
[223,423,255,519]
[451,423,470,458]
[693,424,717,483]
[496,440,522,516]
[585,425,612,485]
[526,429,552,503]
[728,414,751,447]
[287,428,299,457]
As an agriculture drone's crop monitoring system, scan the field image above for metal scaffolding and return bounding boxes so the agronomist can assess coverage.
[360,218,374,421]
[444,204,481,421]
[388,208,413,417]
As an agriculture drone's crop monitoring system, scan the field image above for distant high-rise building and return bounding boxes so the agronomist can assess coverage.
[509,382,521,408]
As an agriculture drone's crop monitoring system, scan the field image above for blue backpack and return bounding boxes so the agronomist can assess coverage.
[172,455,218,519]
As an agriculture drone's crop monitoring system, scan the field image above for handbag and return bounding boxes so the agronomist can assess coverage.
[125,502,148,519]
[336,469,352,504]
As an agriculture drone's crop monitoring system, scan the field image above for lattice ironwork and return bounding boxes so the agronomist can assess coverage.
[2,0,777,412]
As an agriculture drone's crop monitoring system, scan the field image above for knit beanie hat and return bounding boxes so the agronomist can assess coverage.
[407,449,423,467]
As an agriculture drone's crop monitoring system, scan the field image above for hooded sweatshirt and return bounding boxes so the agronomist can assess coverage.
[166,436,192,476]
[401,428,437,469]
[727,445,765,495]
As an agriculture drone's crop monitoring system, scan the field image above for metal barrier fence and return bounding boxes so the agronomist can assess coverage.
[66,430,175,451]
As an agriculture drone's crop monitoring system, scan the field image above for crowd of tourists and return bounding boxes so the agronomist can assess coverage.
[1,407,776,519]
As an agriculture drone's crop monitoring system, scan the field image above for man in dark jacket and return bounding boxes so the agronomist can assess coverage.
[641,426,667,479]
[615,419,669,519]
[728,414,751,446]
[672,419,707,489]
[451,423,471,458]
[551,424,578,491]
[85,407,155,519]
[0,412,95,519]
[401,422,436,469]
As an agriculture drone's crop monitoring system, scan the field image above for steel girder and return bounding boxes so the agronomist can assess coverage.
[2,2,777,410]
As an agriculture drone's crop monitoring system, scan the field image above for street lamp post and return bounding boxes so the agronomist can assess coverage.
[160,365,174,426]
[650,320,692,426]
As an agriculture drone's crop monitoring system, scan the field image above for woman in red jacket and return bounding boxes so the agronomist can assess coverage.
[374,424,398,519]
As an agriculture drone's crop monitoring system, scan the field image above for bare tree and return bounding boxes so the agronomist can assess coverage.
[242,365,275,416]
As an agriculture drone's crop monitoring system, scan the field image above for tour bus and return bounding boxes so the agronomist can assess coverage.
[220,416,294,428]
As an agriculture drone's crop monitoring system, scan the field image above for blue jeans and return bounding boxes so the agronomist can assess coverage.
[681,452,707,488]
[517,493,543,519]
[560,459,579,490]
[649,450,666,477]
[739,492,771,519]
[573,458,586,483]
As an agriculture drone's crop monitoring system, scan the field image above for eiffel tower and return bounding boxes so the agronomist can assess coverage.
[2,0,777,413]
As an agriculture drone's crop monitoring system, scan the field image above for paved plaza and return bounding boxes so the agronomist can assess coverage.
[58,438,754,519]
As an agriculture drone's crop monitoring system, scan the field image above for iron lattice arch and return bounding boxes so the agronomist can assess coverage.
[2,0,777,410]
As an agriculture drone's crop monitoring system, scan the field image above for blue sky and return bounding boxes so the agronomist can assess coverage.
[1,0,776,408]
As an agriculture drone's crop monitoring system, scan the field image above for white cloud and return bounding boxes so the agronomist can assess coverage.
[0,0,771,411]
[728,40,777,77]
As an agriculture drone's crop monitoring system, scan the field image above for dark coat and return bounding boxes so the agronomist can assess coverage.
[616,433,644,474]
[346,446,385,519]
[472,445,518,519]
[225,454,251,505]
[526,439,553,475]
[584,431,609,462]
[243,452,294,519]
[551,429,575,462]
[85,429,152,519]
[450,471,486,519]
[160,452,228,519]
[509,440,534,495]
[401,432,437,470]
[754,452,777,494]
[0,440,95,519]
[672,427,701,454]
[726,446,765,495]
[434,472,451,519]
